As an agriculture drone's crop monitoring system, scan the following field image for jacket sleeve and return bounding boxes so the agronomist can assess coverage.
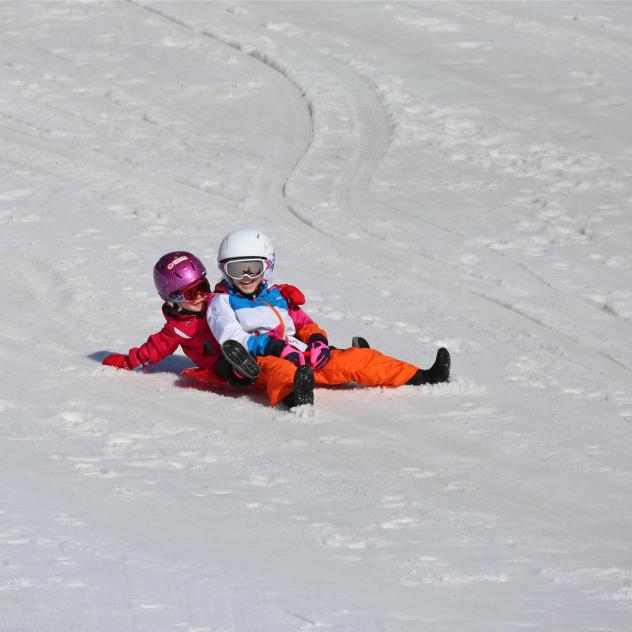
[295,320,328,344]
[279,287,327,344]
[127,324,180,370]
[207,294,271,356]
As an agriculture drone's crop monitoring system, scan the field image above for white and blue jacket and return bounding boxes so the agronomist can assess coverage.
[207,281,312,356]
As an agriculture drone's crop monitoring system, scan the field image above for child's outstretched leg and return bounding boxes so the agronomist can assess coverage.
[314,347,450,388]
[405,348,450,385]
[315,347,418,387]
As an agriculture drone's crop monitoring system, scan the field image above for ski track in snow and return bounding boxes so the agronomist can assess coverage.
[2,2,632,631]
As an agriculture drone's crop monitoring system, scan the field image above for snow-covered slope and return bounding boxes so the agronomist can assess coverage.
[2,2,632,630]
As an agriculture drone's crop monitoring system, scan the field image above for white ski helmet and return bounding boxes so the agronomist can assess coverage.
[217,228,275,285]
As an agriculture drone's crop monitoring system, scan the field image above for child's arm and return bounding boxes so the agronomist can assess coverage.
[127,326,180,370]
[278,289,326,345]
[272,283,325,343]
[103,325,180,371]
[286,299,331,370]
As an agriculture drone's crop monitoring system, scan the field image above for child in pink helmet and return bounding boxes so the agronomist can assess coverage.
[102,251,257,387]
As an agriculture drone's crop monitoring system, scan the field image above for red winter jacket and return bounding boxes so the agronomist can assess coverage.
[127,299,221,372]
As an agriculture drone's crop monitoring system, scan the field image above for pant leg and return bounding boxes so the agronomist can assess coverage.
[255,356,298,406]
[315,348,418,388]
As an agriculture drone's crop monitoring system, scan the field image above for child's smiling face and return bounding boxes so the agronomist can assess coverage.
[233,276,262,295]
[180,296,207,312]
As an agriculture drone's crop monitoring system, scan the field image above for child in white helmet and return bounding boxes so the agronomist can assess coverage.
[207,229,450,408]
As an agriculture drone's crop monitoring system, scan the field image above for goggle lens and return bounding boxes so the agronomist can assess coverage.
[178,277,211,302]
[224,259,265,280]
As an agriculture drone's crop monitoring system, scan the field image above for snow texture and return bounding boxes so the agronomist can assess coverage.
[2,2,632,631]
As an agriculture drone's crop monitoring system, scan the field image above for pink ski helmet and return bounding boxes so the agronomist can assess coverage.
[153,251,207,301]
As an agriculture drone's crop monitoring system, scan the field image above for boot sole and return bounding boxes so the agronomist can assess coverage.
[292,365,315,406]
[221,340,261,380]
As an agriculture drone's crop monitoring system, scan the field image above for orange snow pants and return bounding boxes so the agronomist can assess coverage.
[257,347,419,407]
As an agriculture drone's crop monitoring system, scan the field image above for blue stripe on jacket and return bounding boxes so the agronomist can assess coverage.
[225,284,290,356]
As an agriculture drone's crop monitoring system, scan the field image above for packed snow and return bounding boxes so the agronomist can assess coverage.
[2,2,632,630]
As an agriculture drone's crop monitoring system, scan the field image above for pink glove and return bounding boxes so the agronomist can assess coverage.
[306,334,331,369]
[266,338,306,367]
[102,353,133,370]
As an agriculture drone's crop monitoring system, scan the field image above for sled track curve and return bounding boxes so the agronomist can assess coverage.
[131,1,320,235]
[330,63,395,227]
[131,2,419,248]
[133,1,408,244]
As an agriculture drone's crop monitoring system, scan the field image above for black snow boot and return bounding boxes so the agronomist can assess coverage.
[351,336,370,349]
[219,340,261,386]
[283,365,315,408]
[407,347,450,385]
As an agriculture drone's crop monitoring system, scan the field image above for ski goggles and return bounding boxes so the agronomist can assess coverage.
[222,258,266,281]
[169,277,211,303]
